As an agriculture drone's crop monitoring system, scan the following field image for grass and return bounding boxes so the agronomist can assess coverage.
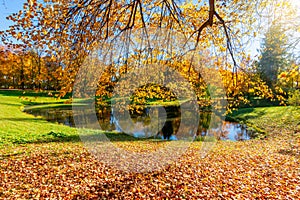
[0,90,165,146]
[0,90,79,146]
[228,106,300,138]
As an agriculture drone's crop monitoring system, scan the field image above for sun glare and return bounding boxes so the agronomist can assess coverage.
[290,0,300,11]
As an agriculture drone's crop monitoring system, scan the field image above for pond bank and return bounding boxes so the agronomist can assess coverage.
[227,106,300,139]
[24,102,256,141]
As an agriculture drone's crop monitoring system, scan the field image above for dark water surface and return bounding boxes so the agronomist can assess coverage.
[25,106,255,141]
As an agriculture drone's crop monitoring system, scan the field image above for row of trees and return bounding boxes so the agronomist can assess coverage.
[1,39,292,110]
[0,47,62,91]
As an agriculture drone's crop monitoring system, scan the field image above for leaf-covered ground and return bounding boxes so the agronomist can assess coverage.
[0,91,299,198]
[0,139,299,199]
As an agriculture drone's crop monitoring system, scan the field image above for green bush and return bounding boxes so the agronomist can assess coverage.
[288,90,300,106]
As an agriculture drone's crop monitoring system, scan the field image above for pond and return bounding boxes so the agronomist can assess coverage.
[24,105,256,141]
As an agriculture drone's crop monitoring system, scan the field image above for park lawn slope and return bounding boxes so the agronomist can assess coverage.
[229,106,300,138]
[0,90,79,146]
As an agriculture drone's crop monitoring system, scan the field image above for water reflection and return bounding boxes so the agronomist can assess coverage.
[25,106,254,141]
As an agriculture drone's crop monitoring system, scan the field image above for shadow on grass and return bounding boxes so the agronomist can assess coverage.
[0,102,22,107]
[0,118,48,122]
[226,107,266,122]
[0,89,72,99]
[21,101,66,106]
[10,131,164,145]
[0,89,52,97]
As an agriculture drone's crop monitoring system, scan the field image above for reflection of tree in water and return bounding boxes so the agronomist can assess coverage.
[196,112,211,136]
[140,105,181,139]
[161,106,181,139]
[194,113,251,141]
[27,104,252,140]
[233,123,249,141]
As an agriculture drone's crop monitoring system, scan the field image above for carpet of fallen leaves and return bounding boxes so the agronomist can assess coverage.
[0,135,299,199]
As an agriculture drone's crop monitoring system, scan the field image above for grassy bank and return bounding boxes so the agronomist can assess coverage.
[228,106,300,138]
[0,90,79,146]
[0,90,160,146]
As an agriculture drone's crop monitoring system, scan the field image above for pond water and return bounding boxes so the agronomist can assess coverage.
[24,106,255,141]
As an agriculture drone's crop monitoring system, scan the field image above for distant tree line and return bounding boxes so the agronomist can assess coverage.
[0,46,63,91]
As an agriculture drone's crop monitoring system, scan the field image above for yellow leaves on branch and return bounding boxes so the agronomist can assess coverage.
[0,0,281,110]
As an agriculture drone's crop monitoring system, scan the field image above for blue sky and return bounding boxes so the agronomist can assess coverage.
[0,0,26,32]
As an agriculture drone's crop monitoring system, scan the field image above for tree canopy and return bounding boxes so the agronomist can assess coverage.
[0,0,299,110]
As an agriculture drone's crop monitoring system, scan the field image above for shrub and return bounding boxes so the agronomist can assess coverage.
[288,90,300,106]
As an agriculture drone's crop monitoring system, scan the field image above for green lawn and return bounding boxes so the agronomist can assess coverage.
[0,90,159,146]
[0,90,79,146]
[229,106,300,138]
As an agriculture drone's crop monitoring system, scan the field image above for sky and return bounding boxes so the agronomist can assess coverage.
[0,0,26,32]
